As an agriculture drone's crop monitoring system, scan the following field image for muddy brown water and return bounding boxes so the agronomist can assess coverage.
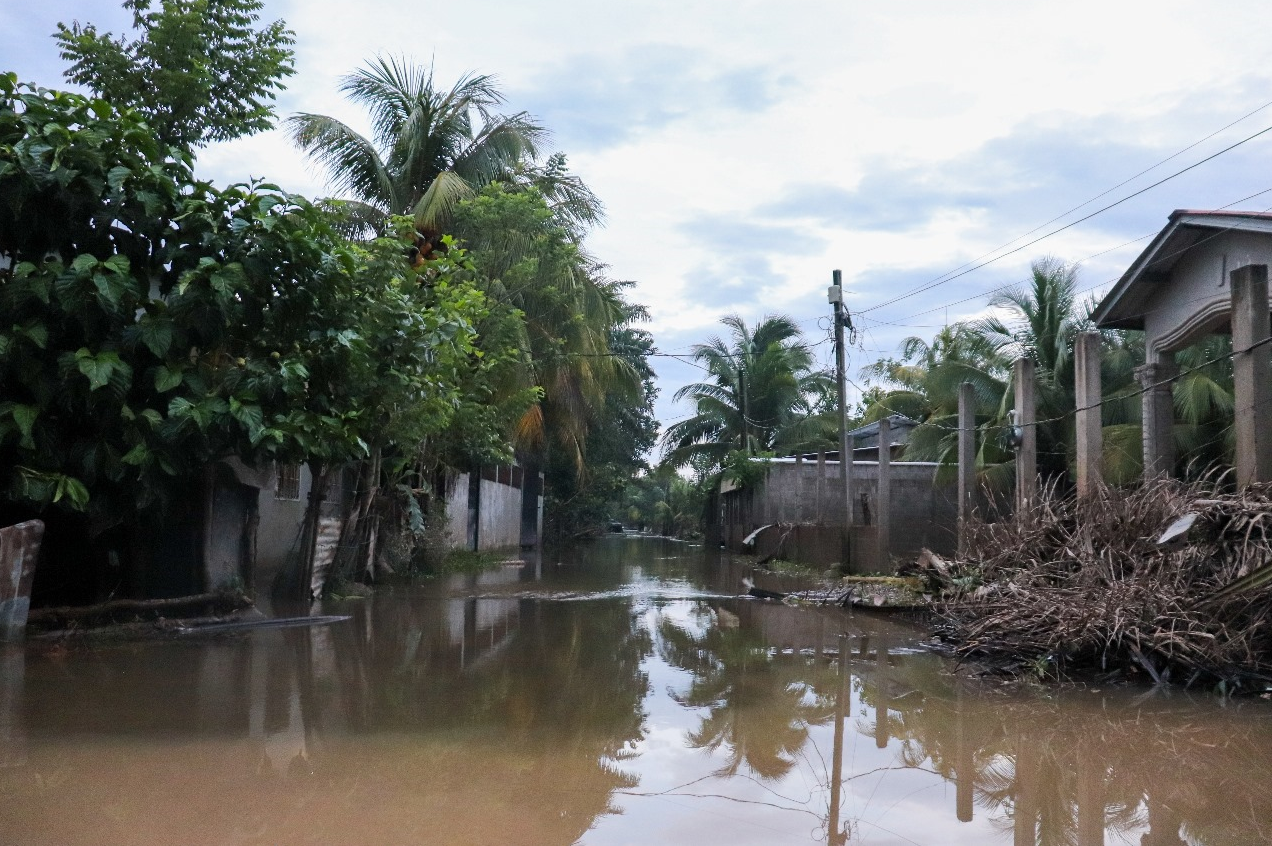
[2,535,1271,845]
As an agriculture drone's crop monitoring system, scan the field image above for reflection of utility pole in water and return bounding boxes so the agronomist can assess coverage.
[874,637,889,749]
[827,634,849,846]
[955,686,973,822]
[0,645,24,767]
[1013,739,1038,846]
[1141,796,1186,846]
[1076,746,1104,846]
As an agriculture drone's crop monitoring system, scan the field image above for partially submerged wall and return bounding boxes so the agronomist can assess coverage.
[722,458,957,571]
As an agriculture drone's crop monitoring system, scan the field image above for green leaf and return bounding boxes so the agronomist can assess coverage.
[70,254,98,274]
[75,348,126,391]
[11,404,38,450]
[16,322,48,349]
[106,165,131,191]
[137,316,173,357]
[121,443,151,466]
[154,364,183,392]
[103,254,130,274]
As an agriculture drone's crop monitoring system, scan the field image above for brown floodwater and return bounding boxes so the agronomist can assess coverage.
[2,535,1271,845]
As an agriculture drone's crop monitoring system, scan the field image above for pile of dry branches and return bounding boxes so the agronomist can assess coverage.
[927,478,1272,690]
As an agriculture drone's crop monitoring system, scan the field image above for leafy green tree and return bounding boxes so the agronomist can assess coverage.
[0,78,489,601]
[55,0,295,150]
[448,184,647,537]
[661,314,830,474]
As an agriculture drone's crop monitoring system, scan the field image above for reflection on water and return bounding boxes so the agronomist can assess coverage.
[1,536,1271,845]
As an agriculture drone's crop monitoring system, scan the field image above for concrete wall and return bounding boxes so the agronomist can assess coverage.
[256,465,310,580]
[722,458,957,569]
[439,468,526,552]
[478,477,522,550]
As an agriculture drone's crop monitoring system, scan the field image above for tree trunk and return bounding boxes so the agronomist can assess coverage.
[292,461,330,603]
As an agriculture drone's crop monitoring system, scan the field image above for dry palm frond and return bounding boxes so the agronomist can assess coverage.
[932,477,1272,690]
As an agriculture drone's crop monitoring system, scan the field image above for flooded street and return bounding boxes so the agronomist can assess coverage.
[2,536,1272,845]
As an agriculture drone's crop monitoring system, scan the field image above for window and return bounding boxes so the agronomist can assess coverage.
[276,464,301,500]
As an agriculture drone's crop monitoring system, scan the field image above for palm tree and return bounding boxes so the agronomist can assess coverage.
[286,57,599,237]
[661,314,831,471]
[859,322,1011,483]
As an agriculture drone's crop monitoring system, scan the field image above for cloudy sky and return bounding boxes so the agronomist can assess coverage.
[9,1,1272,434]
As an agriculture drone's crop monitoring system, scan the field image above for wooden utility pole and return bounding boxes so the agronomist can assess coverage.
[830,271,853,539]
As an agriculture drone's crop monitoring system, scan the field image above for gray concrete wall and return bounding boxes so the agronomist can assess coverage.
[477,476,522,550]
[440,470,525,552]
[256,466,310,579]
[723,459,957,567]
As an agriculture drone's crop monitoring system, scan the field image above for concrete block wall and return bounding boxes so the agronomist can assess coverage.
[724,459,958,565]
[477,477,522,550]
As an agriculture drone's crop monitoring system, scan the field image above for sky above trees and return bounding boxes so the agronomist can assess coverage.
[9,0,1272,430]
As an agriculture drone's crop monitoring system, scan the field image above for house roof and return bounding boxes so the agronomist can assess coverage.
[1092,210,1272,330]
[847,413,917,439]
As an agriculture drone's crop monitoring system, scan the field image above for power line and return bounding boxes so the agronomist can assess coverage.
[856,121,1272,316]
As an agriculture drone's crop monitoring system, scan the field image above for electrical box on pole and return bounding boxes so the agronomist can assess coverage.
[829,270,853,534]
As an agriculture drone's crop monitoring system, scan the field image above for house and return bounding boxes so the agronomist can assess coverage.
[1092,209,1272,482]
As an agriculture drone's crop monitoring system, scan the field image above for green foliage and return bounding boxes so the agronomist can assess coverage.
[661,314,830,473]
[622,465,709,538]
[54,0,295,150]
[0,80,487,542]
[722,449,772,490]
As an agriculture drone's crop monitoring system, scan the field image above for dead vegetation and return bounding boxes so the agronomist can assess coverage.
[922,478,1272,691]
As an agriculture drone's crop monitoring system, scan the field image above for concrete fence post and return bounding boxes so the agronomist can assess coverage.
[1134,357,1177,479]
[1014,358,1037,512]
[1230,263,1272,486]
[0,521,43,641]
[1074,331,1102,498]
[877,417,891,571]
[957,382,975,556]
[816,451,826,524]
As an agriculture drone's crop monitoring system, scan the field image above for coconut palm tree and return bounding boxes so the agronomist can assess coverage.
[662,314,831,472]
[286,57,600,238]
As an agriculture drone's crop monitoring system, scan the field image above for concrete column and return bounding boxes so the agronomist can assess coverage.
[877,417,891,571]
[1014,358,1037,512]
[1230,263,1272,486]
[1076,747,1105,846]
[1074,331,1103,498]
[0,520,43,641]
[874,637,890,749]
[816,451,826,524]
[1134,357,1177,479]
[0,646,25,766]
[957,382,976,556]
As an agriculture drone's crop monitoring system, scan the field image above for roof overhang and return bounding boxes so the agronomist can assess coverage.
[1092,210,1272,330]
